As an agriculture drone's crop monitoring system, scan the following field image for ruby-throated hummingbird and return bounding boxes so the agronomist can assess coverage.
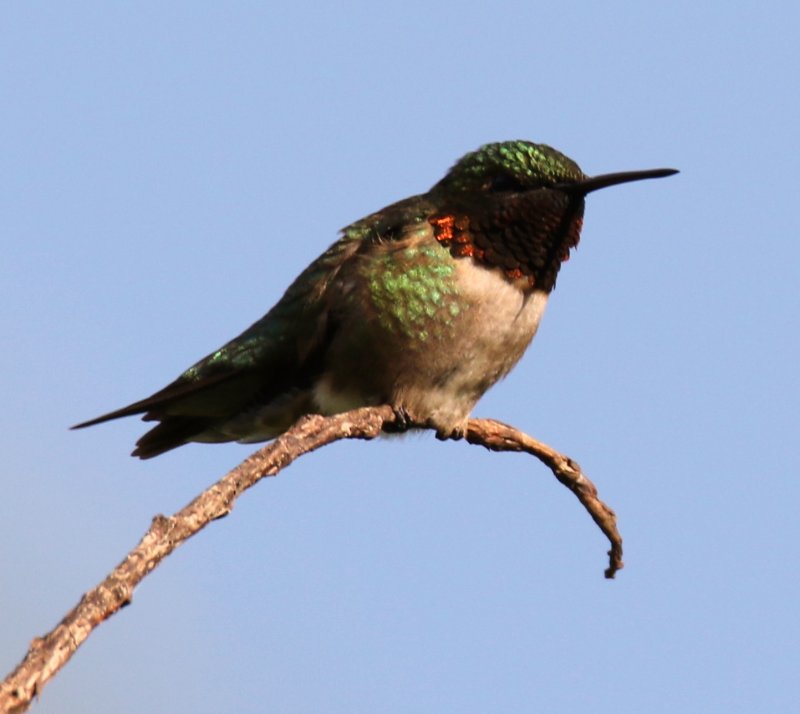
[73,141,677,458]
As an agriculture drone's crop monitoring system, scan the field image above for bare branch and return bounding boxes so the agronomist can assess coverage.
[0,407,622,714]
[464,418,623,578]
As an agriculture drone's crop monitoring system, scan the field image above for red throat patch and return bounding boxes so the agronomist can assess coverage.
[430,213,536,287]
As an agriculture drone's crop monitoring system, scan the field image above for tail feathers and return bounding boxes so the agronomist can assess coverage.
[70,369,265,458]
[131,416,212,459]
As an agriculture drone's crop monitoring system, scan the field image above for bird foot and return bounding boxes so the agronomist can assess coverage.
[434,421,466,441]
[385,406,414,433]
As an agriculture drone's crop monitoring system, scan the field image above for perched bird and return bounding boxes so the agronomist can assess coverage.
[73,141,677,458]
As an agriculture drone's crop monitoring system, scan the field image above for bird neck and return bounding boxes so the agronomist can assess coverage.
[428,190,586,292]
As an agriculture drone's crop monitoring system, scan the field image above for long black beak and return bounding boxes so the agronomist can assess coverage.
[557,168,678,195]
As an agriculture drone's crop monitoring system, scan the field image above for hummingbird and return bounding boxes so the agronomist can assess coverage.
[73,141,677,458]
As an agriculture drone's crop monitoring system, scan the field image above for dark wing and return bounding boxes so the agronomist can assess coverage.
[73,194,433,458]
[72,233,362,457]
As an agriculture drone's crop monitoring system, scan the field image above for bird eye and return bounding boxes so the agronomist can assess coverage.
[487,174,528,193]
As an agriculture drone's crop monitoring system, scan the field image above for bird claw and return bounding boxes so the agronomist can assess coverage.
[435,424,465,441]
[386,406,413,433]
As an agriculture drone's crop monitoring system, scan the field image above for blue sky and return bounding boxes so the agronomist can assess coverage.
[2,2,798,712]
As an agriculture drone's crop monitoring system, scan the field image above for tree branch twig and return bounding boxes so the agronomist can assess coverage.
[0,407,622,714]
